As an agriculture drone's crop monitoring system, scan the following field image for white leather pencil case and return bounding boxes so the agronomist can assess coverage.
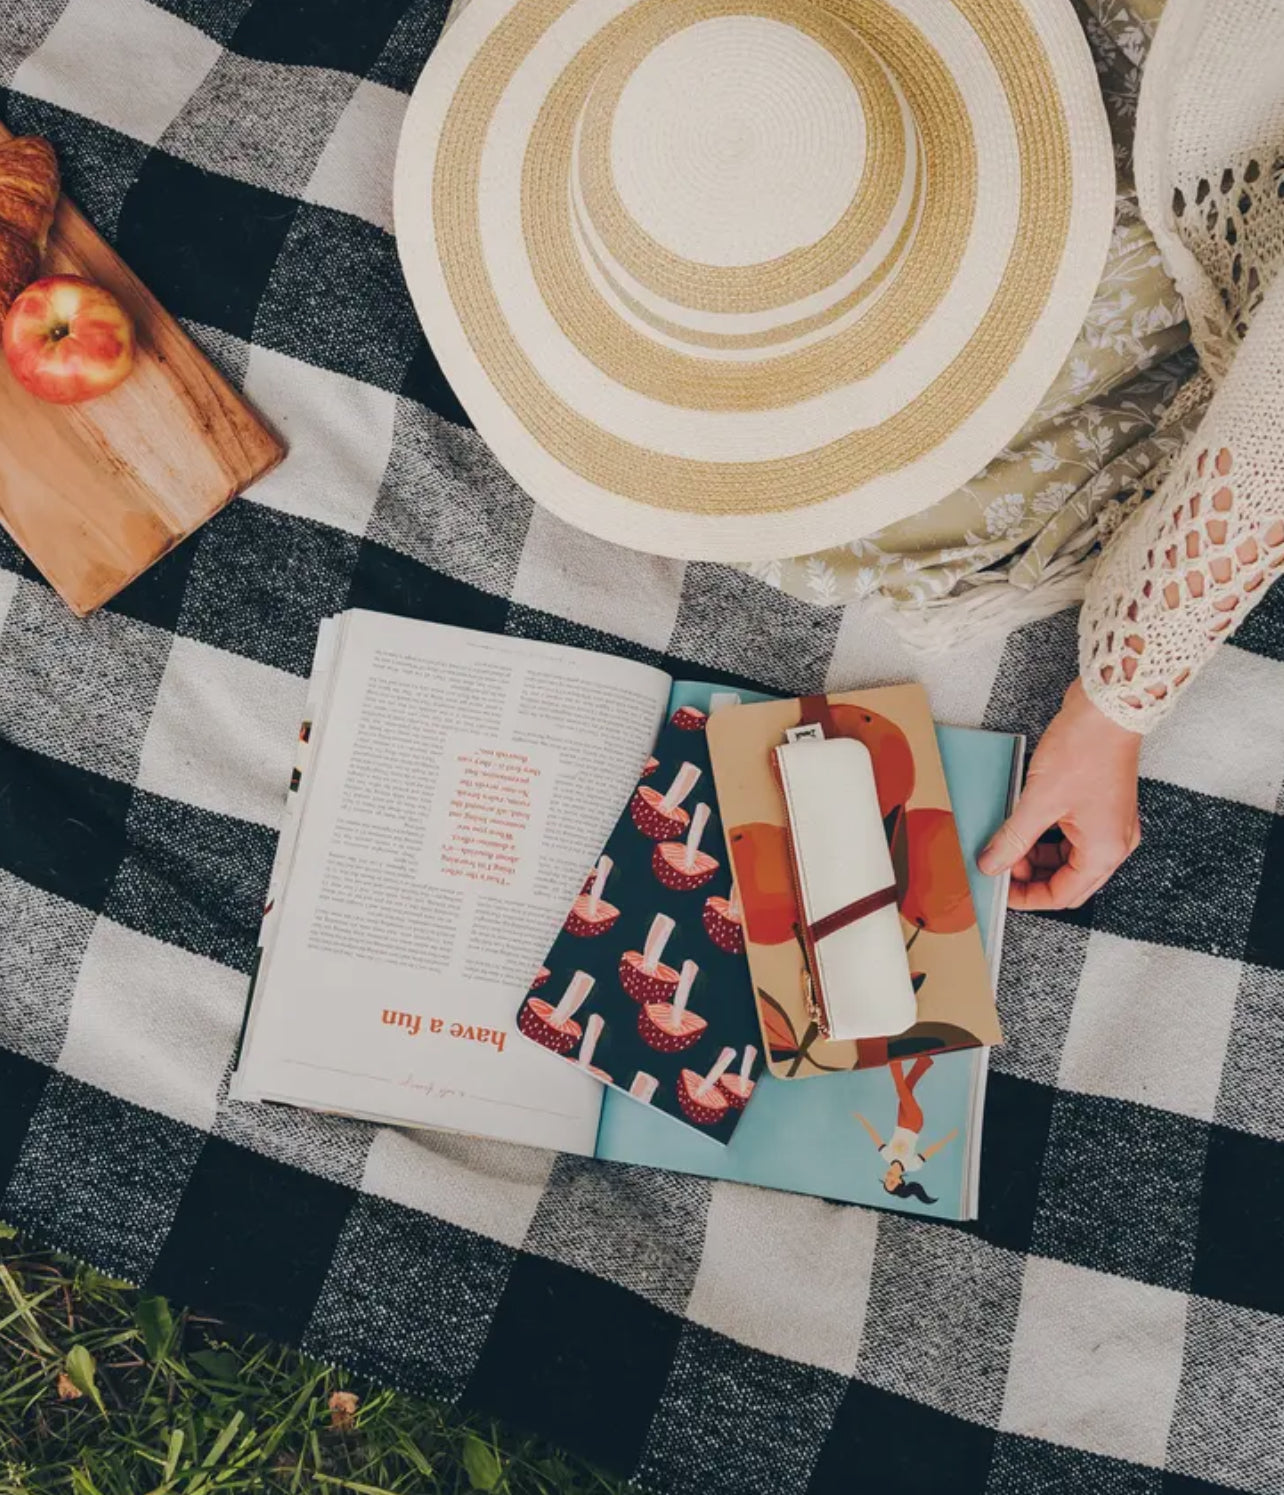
[772,736,917,1042]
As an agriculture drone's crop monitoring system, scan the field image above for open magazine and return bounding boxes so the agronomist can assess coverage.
[232,611,1020,1218]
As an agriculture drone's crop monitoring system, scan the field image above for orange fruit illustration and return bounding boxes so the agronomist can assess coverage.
[728,823,797,946]
[797,699,916,815]
[899,807,975,933]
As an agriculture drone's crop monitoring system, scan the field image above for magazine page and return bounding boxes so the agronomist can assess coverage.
[233,612,672,1154]
[518,681,772,1145]
[594,722,1019,1220]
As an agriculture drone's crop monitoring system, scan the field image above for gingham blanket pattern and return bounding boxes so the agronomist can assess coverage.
[1,3,1283,1491]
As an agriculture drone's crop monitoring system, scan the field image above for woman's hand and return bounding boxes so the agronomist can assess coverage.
[977,677,1143,910]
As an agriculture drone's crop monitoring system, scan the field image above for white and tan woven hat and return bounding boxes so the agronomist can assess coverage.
[395,0,1114,561]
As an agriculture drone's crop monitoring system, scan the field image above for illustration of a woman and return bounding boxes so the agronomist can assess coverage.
[852,1056,958,1205]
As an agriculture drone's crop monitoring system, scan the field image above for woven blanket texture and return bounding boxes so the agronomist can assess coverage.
[1,3,1283,1491]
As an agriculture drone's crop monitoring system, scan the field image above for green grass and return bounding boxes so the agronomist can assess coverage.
[0,1227,634,1495]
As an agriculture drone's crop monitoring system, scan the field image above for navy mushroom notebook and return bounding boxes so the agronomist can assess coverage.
[520,681,770,1143]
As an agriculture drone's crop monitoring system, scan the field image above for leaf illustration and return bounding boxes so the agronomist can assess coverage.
[793,1050,851,1074]
[757,988,799,1057]
[884,804,911,904]
[785,1019,821,1077]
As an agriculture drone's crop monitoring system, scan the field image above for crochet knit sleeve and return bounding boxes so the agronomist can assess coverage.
[1079,273,1284,731]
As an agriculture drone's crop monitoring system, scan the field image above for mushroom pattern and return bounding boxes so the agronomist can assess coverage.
[637,959,708,1053]
[717,1045,757,1110]
[702,882,745,954]
[653,803,719,892]
[631,761,700,840]
[572,1013,612,1084]
[629,1072,659,1104]
[519,971,592,1055]
[677,1047,738,1126]
[529,965,551,991]
[619,913,681,1003]
[641,755,659,778]
[565,855,620,937]
[670,704,708,732]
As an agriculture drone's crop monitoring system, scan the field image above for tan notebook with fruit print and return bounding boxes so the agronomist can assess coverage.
[707,686,1002,1080]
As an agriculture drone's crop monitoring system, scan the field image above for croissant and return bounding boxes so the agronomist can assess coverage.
[0,135,59,317]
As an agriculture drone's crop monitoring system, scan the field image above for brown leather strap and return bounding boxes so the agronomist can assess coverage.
[808,884,898,943]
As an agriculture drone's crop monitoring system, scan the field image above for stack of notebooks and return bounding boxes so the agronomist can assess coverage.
[234,612,1022,1220]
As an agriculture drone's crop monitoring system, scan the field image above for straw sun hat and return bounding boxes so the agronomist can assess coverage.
[395,0,1114,561]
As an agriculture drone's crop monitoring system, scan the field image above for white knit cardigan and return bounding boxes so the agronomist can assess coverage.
[1080,0,1284,730]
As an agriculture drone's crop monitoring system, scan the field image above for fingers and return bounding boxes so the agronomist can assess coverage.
[978,787,1060,876]
[1008,828,1141,911]
[1028,842,1065,871]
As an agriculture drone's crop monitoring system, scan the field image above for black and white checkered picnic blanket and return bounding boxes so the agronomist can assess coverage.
[2,3,1283,1490]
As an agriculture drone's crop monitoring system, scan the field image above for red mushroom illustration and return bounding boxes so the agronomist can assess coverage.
[629,1072,659,1105]
[717,1044,757,1110]
[519,970,592,1055]
[670,704,708,732]
[572,1012,612,1084]
[677,1047,737,1126]
[631,762,701,841]
[619,913,681,1003]
[641,756,659,779]
[529,966,551,991]
[565,856,620,937]
[703,881,745,954]
[638,959,708,1053]
[653,802,719,892]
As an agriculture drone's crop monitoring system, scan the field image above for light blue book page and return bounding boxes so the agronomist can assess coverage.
[594,722,1018,1220]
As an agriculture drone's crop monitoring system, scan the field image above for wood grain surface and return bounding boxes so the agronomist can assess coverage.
[0,120,284,615]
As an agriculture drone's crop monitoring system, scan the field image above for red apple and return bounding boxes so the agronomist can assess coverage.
[3,275,135,404]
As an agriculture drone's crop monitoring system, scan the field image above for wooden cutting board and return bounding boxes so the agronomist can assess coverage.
[0,122,284,616]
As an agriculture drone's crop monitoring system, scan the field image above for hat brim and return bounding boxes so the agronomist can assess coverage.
[395,0,1114,561]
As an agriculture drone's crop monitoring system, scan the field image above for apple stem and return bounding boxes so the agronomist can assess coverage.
[659,762,701,815]
[551,971,594,1027]
[673,959,698,1015]
[740,1044,757,1081]
[588,855,611,915]
[683,804,710,871]
[577,1013,604,1069]
[641,914,674,974]
[697,1046,737,1097]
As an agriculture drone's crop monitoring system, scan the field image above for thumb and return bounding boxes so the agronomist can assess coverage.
[978,789,1054,875]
